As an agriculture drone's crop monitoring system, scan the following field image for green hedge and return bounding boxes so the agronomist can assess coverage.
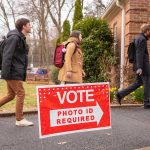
[74,17,115,82]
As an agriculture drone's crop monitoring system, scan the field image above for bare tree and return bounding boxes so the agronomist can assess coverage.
[0,0,78,67]
[23,0,75,66]
[94,0,106,16]
[0,0,18,33]
[84,0,106,17]
[44,0,74,35]
[6,0,16,25]
[0,0,2,7]
[17,0,54,66]
[0,1,10,31]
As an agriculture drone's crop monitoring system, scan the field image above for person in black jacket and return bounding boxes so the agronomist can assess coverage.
[115,24,150,109]
[0,18,34,126]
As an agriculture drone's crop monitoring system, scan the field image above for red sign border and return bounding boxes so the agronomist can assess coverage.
[36,82,111,139]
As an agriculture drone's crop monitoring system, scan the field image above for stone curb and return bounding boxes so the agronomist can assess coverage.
[0,110,37,117]
[0,104,143,117]
[111,104,143,108]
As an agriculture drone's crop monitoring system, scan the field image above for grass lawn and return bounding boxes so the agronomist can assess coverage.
[0,80,38,112]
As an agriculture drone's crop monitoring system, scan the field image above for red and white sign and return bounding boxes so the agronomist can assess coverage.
[37,83,111,138]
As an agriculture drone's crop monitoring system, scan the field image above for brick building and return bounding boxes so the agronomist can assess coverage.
[102,0,150,88]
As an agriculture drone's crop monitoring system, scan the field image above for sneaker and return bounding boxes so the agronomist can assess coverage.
[16,118,34,126]
[115,92,122,105]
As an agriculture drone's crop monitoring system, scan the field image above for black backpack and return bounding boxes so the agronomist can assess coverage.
[0,36,6,70]
[127,39,136,63]
[0,34,24,70]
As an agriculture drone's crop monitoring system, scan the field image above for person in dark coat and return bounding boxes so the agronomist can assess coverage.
[0,18,34,126]
[115,24,150,109]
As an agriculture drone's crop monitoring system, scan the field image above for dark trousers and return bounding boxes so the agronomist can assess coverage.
[118,75,150,103]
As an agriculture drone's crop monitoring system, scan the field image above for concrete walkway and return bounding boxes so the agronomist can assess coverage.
[0,107,149,150]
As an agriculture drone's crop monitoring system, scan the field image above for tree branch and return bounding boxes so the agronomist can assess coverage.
[0,2,10,31]
[6,0,16,25]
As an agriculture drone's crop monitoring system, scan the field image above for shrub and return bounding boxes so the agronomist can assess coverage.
[130,86,144,103]
[110,87,117,103]
[74,17,115,82]
[50,66,60,84]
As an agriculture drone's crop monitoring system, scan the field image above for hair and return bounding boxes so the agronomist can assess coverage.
[141,24,150,33]
[15,18,30,32]
[70,30,81,39]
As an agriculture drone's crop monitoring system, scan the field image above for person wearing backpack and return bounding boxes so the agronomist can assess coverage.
[58,30,85,84]
[0,18,34,126]
[115,24,150,109]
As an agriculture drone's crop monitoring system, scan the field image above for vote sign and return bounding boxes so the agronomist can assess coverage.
[37,83,111,138]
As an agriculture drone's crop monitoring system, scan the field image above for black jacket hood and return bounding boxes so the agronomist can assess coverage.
[7,29,22,38]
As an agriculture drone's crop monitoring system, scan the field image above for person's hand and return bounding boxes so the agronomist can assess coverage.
[136,68,142,75]
[66,71,72,78]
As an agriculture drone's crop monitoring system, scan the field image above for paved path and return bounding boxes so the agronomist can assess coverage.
[0,107,150,150]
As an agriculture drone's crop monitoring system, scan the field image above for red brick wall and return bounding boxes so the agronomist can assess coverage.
[125,0,150,56]
[107,10,122,87]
